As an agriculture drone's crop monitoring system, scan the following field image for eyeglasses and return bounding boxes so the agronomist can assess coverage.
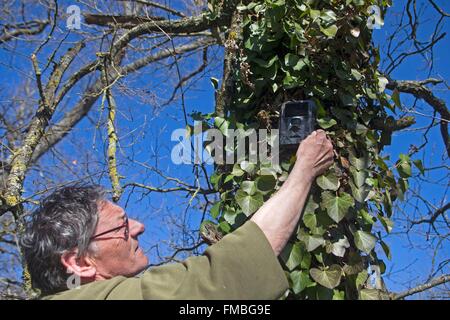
[90,214,129,241]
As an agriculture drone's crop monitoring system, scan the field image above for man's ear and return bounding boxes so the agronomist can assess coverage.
[61,249,97,279]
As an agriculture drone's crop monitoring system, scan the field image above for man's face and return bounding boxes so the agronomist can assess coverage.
[89,201,148,279]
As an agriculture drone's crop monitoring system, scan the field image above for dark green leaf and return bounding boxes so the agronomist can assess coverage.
[255,175,277,194]
[291,270,313,294]
[210,202,221,219]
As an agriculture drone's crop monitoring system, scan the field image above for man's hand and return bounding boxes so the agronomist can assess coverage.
[251,129,335,255]
[293,129,334,181]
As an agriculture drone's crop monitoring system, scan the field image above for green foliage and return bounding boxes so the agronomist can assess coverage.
[202,0,409,300]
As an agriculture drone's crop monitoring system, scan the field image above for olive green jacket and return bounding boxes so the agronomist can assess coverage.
[43,221,288,300]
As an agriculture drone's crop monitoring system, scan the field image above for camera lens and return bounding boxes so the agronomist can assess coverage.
[288,117,303,133]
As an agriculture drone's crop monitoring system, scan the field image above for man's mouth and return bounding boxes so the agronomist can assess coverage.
[135,245,140,252]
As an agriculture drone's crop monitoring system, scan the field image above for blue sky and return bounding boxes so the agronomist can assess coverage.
[0,0,448,298]
[370,0,449,295]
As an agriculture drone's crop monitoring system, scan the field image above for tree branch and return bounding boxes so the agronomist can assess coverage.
[387,79,450,157]
[0,19,49,43]
[126,0,187,17]
[409,202,450,227]
[391,274,450,299]
[84,14,166,28]
[0,41,85,212]
[30,38,215,167]
[372,116,416,131]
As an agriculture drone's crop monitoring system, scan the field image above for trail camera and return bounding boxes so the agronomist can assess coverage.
[279,100,316,145]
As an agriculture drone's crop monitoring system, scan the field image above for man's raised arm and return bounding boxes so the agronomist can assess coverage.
[251,129,334,256]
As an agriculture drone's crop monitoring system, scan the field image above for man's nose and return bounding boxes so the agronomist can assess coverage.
[129,219,145,238]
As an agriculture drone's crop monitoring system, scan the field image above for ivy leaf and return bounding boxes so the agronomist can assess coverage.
[392,88,401,107]
[317,117,337,129]
[302,212,317,232]
[320,24,338,38]
[210,77,219,89]
[381,240,392,260]
[349,150,370,170]
[290,270,313,294]
[349,181,369,203]
[214,117,229,136]
[240,160,256,174]
[333,290,345,300]
[413,159,425,175]
[309,9,320,20]
[331,237,350,257]
[223,209,237,225]
[284,242,302,271]
[241,181,256,195]
[378,215,393,233]
[255,175,277,194]
[321,191,354,223]
[320,10,337,23]
[396,154,411,178]
[210,202,221,219]
[304,198,319,215]
[280,242,311,271]
[218,221,231,233]
[309,265,343,289]
[343,262,365,276]
[302,199,319,231]
[354,230,377,254]
[359,289,387,300]
[355,270,369,289]
[351,69,363,80]
[316,171,340,191]
[223,174,234,184]
[231,164,245,177]
[210,173,222,190]
[350,167,367,188]
[235,190,263,216]
[377,76,389,93]
[299,233,325,252]
[284,53,306,71]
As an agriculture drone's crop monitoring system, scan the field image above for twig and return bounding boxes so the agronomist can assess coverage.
[391,274,450,299]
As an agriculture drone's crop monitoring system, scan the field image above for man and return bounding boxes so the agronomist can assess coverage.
[21,130,334,299]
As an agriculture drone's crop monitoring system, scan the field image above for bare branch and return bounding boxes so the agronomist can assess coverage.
[123,0,187,17]
[409,202,450,226]
[0,19,49,43]
[123,182,215,195]
[387,79,450,157]
[427,0,450,17]
[391,274,450,299]
[30,38,215,167]
[84,14,166,28]
[372,116,416,131]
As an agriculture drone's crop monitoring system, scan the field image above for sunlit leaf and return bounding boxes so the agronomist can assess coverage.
[321,191,354,223]
[354,230,376,254]
[310,265,343,289]
[235,190,263,216]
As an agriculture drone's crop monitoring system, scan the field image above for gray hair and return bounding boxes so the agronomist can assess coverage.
[20,185,106,295]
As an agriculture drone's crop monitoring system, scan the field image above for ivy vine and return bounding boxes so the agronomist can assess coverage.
[198,0,417,300]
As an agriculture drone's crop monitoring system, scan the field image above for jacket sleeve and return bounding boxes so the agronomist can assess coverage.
[46,220,289,300]
[137,220,289,300]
